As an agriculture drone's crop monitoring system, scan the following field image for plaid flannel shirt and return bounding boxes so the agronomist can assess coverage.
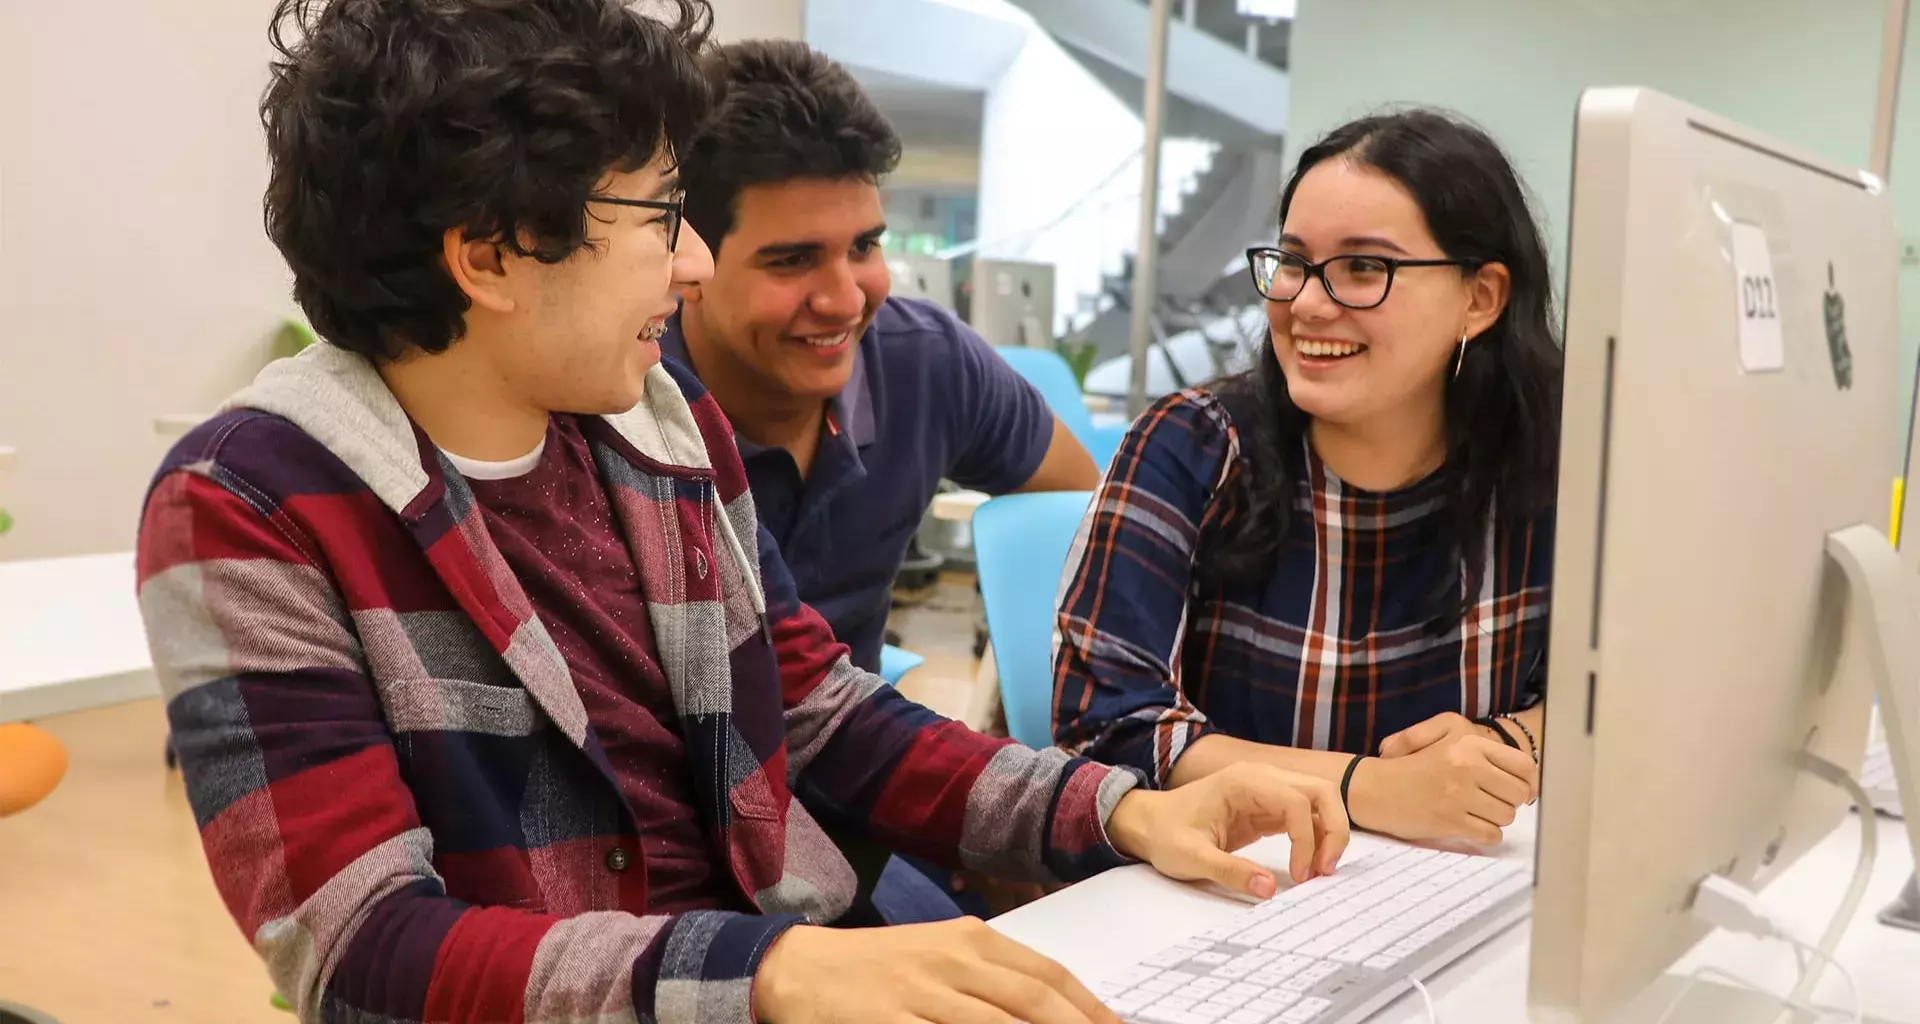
[1052,386,1552,785]
[137,344,1139,1024]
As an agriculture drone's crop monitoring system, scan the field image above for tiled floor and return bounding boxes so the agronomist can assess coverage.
[887,571,997,729]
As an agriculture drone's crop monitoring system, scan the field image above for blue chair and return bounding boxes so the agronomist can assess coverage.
[971,491,1095,749]
[994,347,1129,469]
[879,644,925,685]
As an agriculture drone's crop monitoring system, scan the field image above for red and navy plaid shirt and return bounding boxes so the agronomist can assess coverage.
[137,344,1140,1024]
[1052,386,1553,786]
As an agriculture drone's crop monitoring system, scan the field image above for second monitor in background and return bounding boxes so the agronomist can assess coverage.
[970,258,1056,348]
[886,252,956,312]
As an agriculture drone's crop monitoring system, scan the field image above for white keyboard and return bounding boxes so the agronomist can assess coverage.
[1088,844,1531,1024]
[1863,740,1903,819]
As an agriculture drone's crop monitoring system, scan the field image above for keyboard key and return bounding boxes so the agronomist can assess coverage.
[1185,977,1231,996]
[1140,1005,1205,1024]
[1245,993,1300,1016]
[1189,1002,1231,1021]
[1191,952,1234,966]
[1205,988,1252,1009]
[1102,964,1162,991]
[1141,973,1193,995]
[1110,994,1152,1016]
[1226,1011,1274,1024]
[1226,983,1268,1002]
[1363,955,1399,971]
[1281,975,1317,993]
[1281,997,1334,1022]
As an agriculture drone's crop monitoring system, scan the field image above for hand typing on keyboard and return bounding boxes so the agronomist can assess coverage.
[1106,763,1354,897]
[1090,843,1534,1024]
[753,762,1352,1024]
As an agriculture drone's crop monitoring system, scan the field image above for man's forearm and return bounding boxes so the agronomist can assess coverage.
[1165,733,1359,790]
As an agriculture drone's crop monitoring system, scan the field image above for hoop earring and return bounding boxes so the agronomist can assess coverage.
[1452,331,1469,380]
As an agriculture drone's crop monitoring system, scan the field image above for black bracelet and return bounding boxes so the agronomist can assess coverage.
[1502,714,1540,763]
[1339,754,1367,826]
[1476,715,1521,750]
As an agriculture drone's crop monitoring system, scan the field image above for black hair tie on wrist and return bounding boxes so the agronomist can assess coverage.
[1476,715,1522,750]
[1339,753,1367,828]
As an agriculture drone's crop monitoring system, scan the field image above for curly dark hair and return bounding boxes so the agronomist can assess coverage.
[261,0,714,361]
[1201,109,1564,623]
[680,40,902,249]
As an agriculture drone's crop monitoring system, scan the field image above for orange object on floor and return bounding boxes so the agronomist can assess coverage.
[0,722,69,816]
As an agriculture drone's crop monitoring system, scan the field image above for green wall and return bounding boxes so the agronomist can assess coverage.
[1289,0,1914,465]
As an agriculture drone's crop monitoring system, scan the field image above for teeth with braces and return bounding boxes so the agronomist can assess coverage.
[641,322,668,342]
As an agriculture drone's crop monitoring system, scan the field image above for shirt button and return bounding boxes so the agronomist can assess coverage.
[693,548,709,580]
[605,847,631,873]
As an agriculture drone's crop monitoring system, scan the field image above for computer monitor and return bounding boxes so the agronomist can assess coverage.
[1531,86,1920,1022]
[969,258,1056,348]
[1902,349,1920,568]
[887,252,956,312]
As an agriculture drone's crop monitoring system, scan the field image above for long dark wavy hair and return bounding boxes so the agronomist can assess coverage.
[1199,109,1564,620]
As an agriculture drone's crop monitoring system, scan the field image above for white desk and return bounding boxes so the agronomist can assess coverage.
[997,807,1920,1022]
[0,552,156,722]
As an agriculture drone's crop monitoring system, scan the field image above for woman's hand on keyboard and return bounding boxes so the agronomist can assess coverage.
[1349,733,1537,845]
[1106,762,1352,897]
[753,918,1121,1024]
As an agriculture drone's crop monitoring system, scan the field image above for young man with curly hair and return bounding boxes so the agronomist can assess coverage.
[136,2,1348,1022]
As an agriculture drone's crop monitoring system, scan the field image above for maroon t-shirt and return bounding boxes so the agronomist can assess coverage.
[461,416,735,914]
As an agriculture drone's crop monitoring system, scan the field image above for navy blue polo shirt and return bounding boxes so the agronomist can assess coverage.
[661,297,1055,672]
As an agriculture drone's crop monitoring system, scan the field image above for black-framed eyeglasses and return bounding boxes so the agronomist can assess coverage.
[587,194,685,252]
[1246,247,1480,310]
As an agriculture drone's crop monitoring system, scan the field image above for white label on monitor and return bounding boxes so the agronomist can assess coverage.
[1731,222,1785,373]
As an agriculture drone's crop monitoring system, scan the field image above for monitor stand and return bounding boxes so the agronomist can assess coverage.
[1882,873,1919,931]
[1604,526,1918,1024]
[1825,525,1920,931]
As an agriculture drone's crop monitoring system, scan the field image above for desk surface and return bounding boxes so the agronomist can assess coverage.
[996,807,1920,1023]
[0,552,155,721]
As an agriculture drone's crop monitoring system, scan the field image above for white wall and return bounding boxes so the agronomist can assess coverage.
[0,1,295,560]
[712,0,805,43]
[1289,0,1899,450]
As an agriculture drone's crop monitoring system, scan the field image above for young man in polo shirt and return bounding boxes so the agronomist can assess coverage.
[137,2,1348,1022]
[670,40,1102,679]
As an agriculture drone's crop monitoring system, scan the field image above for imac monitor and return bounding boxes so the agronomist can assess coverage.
[1532,86,1920,1022]
[969,258,1056,348]
[887,252,957,312]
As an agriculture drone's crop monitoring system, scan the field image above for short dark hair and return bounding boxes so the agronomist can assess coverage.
[681,40,902,248]
[261,0,714,361]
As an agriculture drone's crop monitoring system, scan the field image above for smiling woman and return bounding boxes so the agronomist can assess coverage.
[1053,108,1564,850]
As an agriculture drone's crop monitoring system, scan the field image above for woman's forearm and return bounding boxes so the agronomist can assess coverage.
[1166,733,1359,789]
[1498,703,1545,761]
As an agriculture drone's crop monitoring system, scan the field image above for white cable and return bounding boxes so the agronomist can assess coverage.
[1405,975,1440,1024]
[1650,965,1858,1024]
[1789,752,1878,1007]
[1787,938,1865,1024]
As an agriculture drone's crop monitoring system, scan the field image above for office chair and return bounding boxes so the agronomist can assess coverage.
[992,348,1127,470]
[970,491,1094,749]
[0,723,71,1024]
